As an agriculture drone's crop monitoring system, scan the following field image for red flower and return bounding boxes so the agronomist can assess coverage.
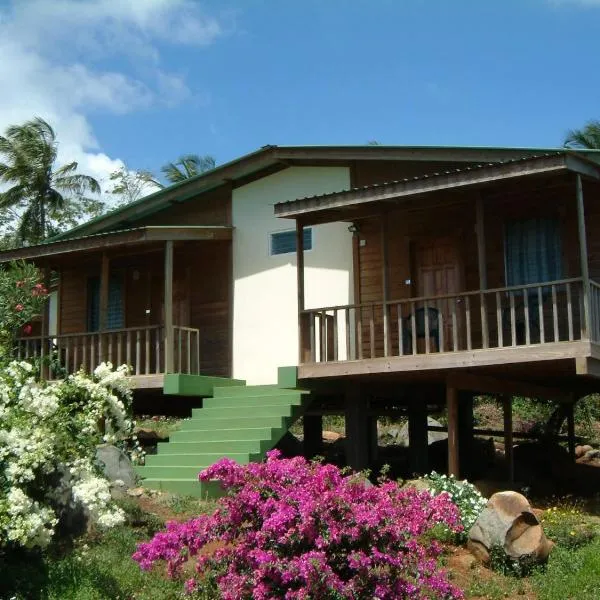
[22,324,32,335]
[15,304,24,312]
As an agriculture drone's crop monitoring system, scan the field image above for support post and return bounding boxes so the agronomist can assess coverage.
[345,385,369,471]
[369,416,379,463]
[476,195,488,348]
[164,241,174,373]
[458,391,474,478]
[576,174,590,338]
[40,267,50,380]
[303,414,323,459]
[381,214,390,356]
[566,400,576,462]
[502,395,514,484]
[408,402,429,476]
[447,384,460,477]
[99,253,110,332]
[296,221,306,363]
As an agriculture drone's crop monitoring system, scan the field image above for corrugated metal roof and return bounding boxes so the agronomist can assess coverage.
[51,144,600,242]
[277,152,564,207]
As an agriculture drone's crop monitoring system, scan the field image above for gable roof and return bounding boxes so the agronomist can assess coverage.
[53,144,600,241]
[274,151,600,221]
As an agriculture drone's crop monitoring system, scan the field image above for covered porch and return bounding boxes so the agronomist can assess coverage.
[2,225,233,386]
[275,152,600,480]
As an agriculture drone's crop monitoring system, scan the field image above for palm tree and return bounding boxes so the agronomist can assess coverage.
[161,154,216,184]
[564,119,600,149]
[0,117,101,245]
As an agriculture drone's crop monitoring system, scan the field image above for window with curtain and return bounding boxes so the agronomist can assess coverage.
[504,218,562,287]
[87,276,124,331]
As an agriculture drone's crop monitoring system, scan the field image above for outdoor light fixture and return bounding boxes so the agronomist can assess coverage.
[348,223,360,234]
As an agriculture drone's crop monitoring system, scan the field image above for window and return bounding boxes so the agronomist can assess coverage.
[504,218,562,286]
[270,228,312,256]
[87,276,124,331]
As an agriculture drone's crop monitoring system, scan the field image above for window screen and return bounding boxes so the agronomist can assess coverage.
[87,276,124,331]
[270,228,312,256]
[504,218,562,287]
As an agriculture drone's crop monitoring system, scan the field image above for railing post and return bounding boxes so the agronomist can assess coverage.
[381,214,391,356]
[164,240,174,373]
[576,174,590,339]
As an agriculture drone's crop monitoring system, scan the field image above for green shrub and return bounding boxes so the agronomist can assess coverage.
[541,504,598,550]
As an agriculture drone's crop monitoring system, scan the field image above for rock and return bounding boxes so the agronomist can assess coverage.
[126,487,145,498]
[584,449,600,460]
[136,428,162,442]
[467,491,553,568]
[322,430,343,442]
[387,427,400,439]
[95,444,137,488]
[575,445,592,458]
[397,417,448,447]
[401,478,431,493]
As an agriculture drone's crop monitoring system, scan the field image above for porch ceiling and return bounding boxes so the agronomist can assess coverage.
[0,225,232,263]
[274,152,600,224]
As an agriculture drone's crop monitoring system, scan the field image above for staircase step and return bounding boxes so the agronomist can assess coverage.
[173,426,278,440]
[150,439,263,454]
[212,385,304,398]
[184,416,287,429]
[142,478,225,499]
[138,461,256,479]
[202,395,304,408]
[146,451,260,467]
[155,436,284,454]
[192,405,295,419]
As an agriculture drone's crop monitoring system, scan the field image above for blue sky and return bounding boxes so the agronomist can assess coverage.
[1,0,600,187]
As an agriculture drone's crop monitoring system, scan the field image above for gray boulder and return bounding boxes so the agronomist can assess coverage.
[95,444,137,488]
[397,417,448,447]
[468,491,553,567]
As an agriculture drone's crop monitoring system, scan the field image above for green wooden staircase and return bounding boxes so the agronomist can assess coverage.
[136,378,308,498]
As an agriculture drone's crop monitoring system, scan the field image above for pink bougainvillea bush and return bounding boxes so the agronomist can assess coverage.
[133,452,464,599]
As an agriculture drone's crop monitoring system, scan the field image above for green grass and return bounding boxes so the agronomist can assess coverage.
[0,496,218,600]
[531,538,600,600]
[136,416,183,439]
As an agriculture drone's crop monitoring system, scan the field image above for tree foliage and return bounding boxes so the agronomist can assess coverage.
[564,119,600,149]
[160,153,216,184]
[108,167,161,206]
[0,117,102,246]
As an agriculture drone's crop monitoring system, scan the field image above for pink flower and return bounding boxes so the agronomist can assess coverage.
[22,324,32,335]
[15,304,24,312]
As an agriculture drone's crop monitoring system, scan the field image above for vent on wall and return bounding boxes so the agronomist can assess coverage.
[270,228,312,256]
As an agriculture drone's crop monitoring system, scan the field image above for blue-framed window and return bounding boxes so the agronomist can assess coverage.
[504,218,562,287]
[270,228,312,256]
[87,276,124,331]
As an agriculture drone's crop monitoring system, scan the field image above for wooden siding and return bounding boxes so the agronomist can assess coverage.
[135,185,231,227]
[354,176,598,357]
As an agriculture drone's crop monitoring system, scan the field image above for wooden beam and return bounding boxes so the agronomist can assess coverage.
[381,214,390,356]
[576,174,590,338]
[164,241,174,373]
[502,395,514,484]
[296,221,306,363]
[566,399,576,461]
[303,414,323,459]
[298,340,591,379]
[447,371,571,402]
[475,195,487,289]
[576,356,600,379]
[447,385,460,477]
[99,253,110,331]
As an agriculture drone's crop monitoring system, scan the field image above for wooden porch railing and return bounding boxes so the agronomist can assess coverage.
[15,324,201,378]
[300,278,590,363]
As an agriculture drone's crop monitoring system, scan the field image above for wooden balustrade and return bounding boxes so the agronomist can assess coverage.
[300,278,590,364]
[15,324,201,379]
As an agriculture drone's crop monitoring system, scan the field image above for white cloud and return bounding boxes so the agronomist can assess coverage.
[0,0,225,202]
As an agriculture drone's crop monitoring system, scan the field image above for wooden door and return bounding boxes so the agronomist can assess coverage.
[414,237,463,351]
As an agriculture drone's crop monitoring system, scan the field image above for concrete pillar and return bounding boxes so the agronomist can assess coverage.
[408,402,429,475]
[303,414,323,459]
[344,386,369,471]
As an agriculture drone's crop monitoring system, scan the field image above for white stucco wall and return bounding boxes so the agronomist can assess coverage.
[232,166,353,384]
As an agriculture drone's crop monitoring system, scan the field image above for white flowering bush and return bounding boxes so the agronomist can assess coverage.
[424,471,488,542]
[0,361,141,550]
